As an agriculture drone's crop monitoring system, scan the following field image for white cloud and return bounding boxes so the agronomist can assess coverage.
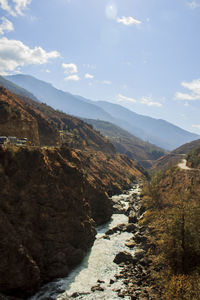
[102,80,111,85]
[85,73,94,79]
[175,78,200,101]
[117,93,137,103]
[0,0,15,16]
[0,37,60,74]
[62,63,78,74]
[187,1,200,9]
[141,96,163,107]
[182,79,200,94]
[0,17,14,35]
[192,124,200,129]
[117,94,162,106]
[0,0,31,16]
[13,0,31,15]
[117,16,141,26]
[64,74,80,81]
[175,92,199,101]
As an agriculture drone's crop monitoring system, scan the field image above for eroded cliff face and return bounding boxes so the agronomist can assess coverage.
[0,146,98,298]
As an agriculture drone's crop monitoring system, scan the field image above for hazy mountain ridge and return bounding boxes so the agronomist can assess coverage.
[6,74,113,121]
[95,101,200,150]
[84,118,166,168]
[0,76,39,102]
[5,74,200,151]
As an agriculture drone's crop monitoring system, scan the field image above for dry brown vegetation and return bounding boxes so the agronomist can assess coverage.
[142,167,200,299]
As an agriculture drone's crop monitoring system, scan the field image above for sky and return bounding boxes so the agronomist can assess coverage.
[0,0,200,134]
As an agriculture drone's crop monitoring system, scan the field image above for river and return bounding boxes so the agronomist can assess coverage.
[30,184,141,300]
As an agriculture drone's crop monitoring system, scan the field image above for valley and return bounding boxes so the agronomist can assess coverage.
[0,78,200,300]
[0,1,200,299]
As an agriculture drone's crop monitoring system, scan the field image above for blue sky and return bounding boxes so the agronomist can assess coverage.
[0,0,200,134]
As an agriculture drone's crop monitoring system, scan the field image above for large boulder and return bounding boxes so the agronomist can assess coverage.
[113,251,134,265]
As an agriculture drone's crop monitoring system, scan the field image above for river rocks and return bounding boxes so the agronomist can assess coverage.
[125,239,136,248]
[91,284,104,292]
[133,233,148,245]
[97,279,105,284]
[105,224,125,235]
[105,223,137,236]
[103,234,110,240]
[71,292,89,298]
[111,184,156,300]
[128,211,138,223]
[125,223,137,233]
[113,251,134,265]
[134,249,145,260]
[112,203,127,214]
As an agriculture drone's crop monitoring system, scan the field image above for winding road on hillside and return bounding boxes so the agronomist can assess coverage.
[178,159,199,171]
[178,159,193,170]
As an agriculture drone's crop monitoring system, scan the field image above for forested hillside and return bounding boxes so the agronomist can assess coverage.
[187,147,200,169]
[142,165,200,299]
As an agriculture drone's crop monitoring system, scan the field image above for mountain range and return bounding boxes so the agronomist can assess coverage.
[5,74,200,151]
[84,119,166,168]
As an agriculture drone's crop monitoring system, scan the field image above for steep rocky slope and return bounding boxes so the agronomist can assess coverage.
[0,146,96,298]
[21,97,116,153]
[0,87,60,146]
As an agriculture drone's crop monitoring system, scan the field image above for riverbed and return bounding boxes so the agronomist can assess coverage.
[30,184,141,300]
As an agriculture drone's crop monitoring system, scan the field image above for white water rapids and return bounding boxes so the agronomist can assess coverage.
[30,185,141,300]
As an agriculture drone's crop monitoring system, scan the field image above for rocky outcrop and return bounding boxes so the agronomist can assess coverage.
[113,251,135,265]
